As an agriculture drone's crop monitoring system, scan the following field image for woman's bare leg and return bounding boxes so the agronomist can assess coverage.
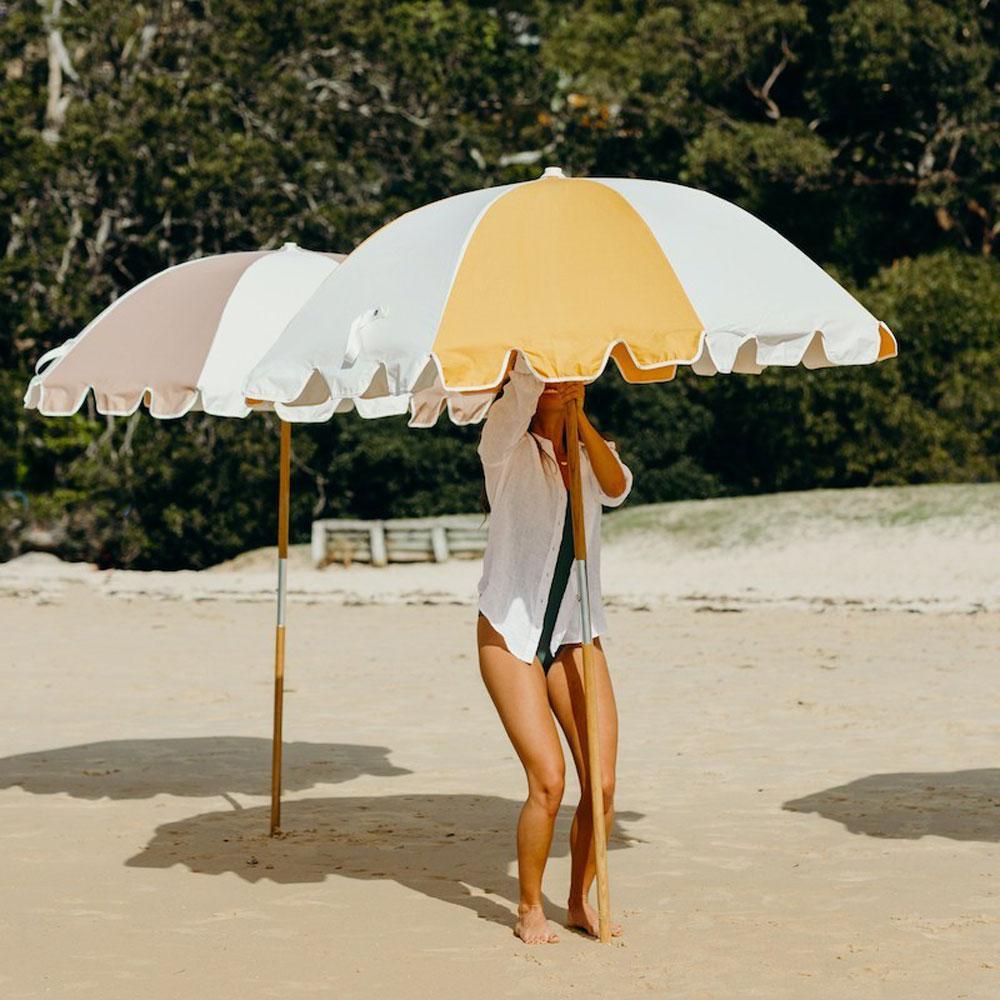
[546,638,622,937]
[478,614,564,944]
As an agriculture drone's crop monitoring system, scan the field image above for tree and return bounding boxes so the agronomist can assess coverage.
[2,2,996,568]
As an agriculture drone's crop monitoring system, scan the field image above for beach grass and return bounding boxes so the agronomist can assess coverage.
[604,482,1000,550]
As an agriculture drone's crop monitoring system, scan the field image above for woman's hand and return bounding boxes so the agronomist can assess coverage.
[540,382,625,498]
[542,381,585,409]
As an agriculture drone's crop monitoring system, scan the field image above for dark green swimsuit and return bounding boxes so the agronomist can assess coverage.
[536,492,575,673]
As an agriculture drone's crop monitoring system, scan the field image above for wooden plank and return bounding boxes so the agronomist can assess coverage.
[370,523,388,567]
[311,520,327,567]
[312,515,488,566]
[430,524,449,563]
[313,518,381,532]
[386,539,436,553]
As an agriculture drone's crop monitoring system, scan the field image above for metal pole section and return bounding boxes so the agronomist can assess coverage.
[564,399,612,943]
[269,419,291,836]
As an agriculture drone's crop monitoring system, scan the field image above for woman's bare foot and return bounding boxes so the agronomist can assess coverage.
[515,903,560,944]
[566,899,623,938]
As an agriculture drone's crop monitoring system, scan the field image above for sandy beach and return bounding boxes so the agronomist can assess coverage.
[1,485,999,998]
[4,0,996,992]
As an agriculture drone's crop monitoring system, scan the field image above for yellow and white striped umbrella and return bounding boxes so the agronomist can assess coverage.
[243,168,899,944]
[245,167,897,424]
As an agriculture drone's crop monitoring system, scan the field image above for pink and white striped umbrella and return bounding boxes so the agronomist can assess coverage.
[23,241,346,839]
[25,243,343,419]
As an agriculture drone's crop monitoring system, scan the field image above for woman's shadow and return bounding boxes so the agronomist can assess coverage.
[125,794,644,931]
[0,736,410,802]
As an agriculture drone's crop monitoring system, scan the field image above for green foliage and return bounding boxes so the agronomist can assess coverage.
[1,1,996,568]
[693,251,1000,492]
[682,118,833,225]
[586,375,723,503]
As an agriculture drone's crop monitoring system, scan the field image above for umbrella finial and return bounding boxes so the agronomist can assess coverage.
[541,166,566,179]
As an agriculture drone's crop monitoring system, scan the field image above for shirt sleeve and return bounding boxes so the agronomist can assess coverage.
[592,440,633,508]
[477,360,544,469]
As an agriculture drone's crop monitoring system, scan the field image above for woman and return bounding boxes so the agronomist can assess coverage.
[477,357,632,944]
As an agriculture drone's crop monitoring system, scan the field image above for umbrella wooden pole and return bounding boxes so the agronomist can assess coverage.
[564,399,612,944]
[269,420,292,836]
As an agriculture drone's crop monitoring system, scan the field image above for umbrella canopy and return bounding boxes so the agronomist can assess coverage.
[242,169,900,943]
[244,167,896,425]
[25,243,343,419]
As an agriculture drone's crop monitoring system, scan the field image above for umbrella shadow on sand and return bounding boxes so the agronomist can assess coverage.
[783,769,1000,842]
[0,737,410,802]
[126,794,645,931]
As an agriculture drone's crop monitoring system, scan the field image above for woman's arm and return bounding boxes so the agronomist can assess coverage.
[557,384,630,503]
[578,409,629,501]
[478,361,544,468]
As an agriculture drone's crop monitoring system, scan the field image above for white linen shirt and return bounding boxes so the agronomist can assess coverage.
[477,363,633,664]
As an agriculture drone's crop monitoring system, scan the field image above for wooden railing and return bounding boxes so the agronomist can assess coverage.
[310,515,488,567]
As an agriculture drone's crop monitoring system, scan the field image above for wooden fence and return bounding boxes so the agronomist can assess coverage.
[311,515,488,567]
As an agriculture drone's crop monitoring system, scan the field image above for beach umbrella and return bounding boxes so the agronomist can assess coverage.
[243,167,898,940]
[24,242,344,835]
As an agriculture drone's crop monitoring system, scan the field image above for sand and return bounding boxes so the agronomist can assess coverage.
[1,484,999,998]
